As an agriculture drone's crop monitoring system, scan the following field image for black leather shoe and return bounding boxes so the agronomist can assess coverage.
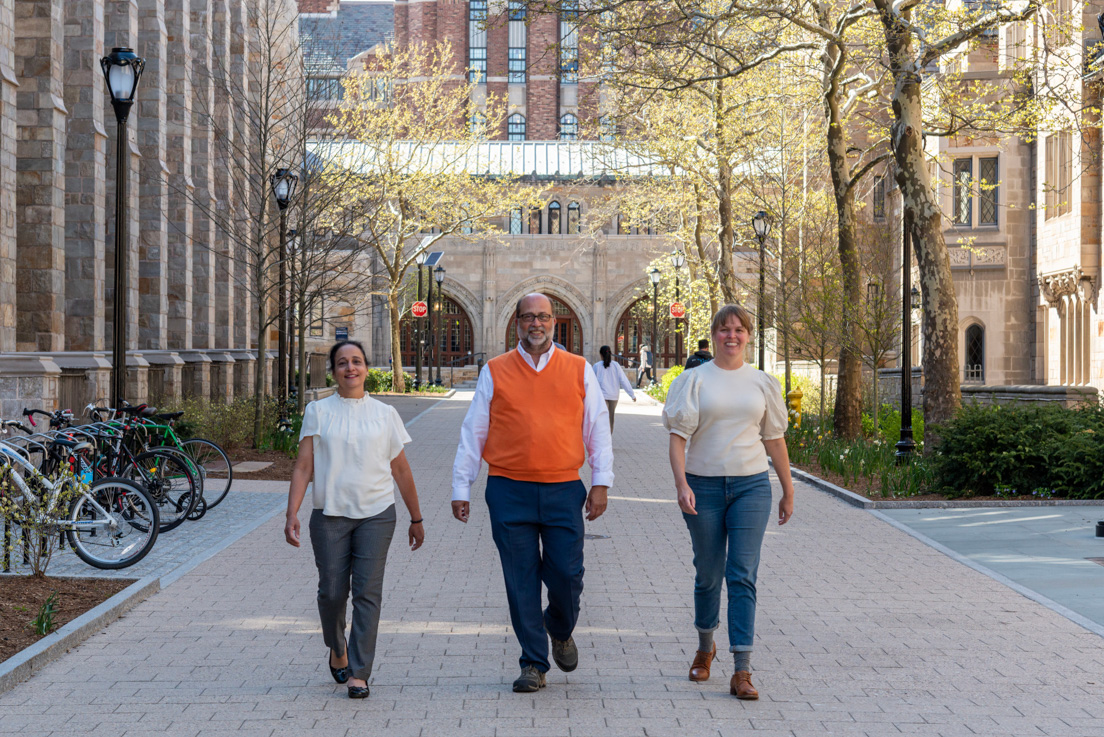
[329,651,350,684]
[347,685,370,699]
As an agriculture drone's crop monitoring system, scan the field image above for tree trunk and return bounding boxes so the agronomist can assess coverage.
[389,290,405,393]
[882,11,961,433]
[252,275,268,449]
[297,292,308,414]
[713,78,740,303]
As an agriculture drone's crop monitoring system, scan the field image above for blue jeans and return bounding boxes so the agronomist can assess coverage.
[682,472,772,651]
[486,476,587,672]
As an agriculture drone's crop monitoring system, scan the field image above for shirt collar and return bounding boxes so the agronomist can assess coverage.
[516,341,556,371]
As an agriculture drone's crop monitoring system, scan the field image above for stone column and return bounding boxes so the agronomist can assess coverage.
[62,0,106,353]
[137,0,169,351]
[230,0,251,355]
[190,0,215,359]
[482,241,496,356]
[15,0,67,353]
[0,0,19,352]
[165,0,193,357]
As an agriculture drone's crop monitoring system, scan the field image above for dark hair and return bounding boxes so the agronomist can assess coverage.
[329,340,368,372]
[599,345,612,368]
[698,339,709,350]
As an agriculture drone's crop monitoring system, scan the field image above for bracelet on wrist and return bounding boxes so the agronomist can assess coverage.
[410,518,423,525]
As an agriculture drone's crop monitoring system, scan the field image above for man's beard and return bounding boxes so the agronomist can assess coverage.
[521,328,551,352]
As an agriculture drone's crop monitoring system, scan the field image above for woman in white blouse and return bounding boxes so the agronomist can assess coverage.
[593,345,636,432]
[285,341,424,699]
[662,305,794,701]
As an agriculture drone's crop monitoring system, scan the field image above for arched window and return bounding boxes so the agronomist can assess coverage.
[548,201,562,234]
[509,207,523,235]
[528,207,541,234]
[965,324,984,382]
[508,113,526,141]
[567,201,581,233]
[599,115,616,142]
[470,112,487,138]
[559,113,578,141]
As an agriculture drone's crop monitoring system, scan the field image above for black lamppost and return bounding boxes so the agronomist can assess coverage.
[286,228,298,401]
[896,211,918,463]
[414,250,428,389]
[670,250,685,366]
[434,266,445,385]
[271,168,298,410]
[752,210,771,369]
[101,47,145,408]
[650,267,661,368]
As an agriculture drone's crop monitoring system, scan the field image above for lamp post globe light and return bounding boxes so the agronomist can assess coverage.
[101,47,145,409]
[670,250,685,365]
[414,250,428,389]
[752,210,771,370]
[434,266,446,385]
[649,267,661,374]
[270,168,298,412]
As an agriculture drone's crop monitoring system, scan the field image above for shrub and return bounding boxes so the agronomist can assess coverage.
[158,395,280,451]
[646,365,683,402]
[861,405,924,446]
[365,369,416,393]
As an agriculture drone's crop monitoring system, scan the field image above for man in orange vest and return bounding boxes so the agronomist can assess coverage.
[451,293,614,693]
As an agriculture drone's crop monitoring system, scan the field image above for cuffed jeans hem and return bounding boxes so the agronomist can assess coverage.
[729,645,754,652]
[694,623,720,634]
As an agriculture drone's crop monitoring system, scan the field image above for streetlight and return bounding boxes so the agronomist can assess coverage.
[414,250,428,389]
[286,228,298,399]
[101,47,145,408]
[752,210,771,369]
[434,266,446,385]
[650,267,661,372]
[270,168,298,411]
[896,212,918,463]
[670,250,685,365]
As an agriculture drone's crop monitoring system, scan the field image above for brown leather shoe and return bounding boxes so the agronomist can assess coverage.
[730,670,758,700]
[688,642,717,681]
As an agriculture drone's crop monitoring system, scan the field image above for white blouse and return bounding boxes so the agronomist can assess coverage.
[299,393,411,519]
[591,360,636,401]
[662,361,788,477]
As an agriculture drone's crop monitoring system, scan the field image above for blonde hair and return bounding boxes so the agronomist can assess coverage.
[710,304,754,337]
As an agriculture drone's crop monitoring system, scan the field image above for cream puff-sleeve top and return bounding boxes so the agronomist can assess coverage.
[299,393,412,518]
[662,362,788,476]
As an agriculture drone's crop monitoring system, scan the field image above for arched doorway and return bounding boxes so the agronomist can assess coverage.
[400,294,475,368]
[615,296,681,369]
[505,294,583,354]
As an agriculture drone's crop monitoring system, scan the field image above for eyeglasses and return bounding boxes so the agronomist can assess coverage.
[518,312,554,324]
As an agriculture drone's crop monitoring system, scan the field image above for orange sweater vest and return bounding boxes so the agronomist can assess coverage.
[483,348,587,483]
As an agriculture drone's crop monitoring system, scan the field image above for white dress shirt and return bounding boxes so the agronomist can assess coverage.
[452,343,614,502]
[592,360,636,401]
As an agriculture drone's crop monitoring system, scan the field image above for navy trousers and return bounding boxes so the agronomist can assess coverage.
[486,475,587,672]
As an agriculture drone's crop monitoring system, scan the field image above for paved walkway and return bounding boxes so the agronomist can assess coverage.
[3,393,1104,736]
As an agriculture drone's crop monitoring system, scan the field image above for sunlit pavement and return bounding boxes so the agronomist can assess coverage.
[2,391,1104,736]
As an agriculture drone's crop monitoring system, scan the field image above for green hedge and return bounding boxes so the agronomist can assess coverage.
[645,365,683,402]
[931,402,1104,499]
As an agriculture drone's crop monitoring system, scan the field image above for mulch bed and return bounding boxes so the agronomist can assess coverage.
[1,576,133,664]
[792,460,1009,503]
[229,447,295,482]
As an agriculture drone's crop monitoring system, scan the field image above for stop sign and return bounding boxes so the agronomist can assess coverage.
[411,301,428,317]
[670,302,686,319]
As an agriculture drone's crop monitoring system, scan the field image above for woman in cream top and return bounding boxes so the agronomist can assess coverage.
[662,304,795,701]
[285,341,424,699]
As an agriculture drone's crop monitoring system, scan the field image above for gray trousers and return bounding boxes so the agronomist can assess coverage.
[605,399,618,432]
[309,505,396,681]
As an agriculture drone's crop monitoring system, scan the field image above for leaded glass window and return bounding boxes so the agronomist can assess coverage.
[548,201,562,234]
[965,324,984,382]
[953,158,972,226]
[979,156,998,226]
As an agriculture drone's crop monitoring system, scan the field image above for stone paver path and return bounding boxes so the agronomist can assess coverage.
[3,393,1104,736]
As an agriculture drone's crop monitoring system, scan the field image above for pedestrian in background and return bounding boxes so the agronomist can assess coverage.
[593,345,636,433]
[452,293,613,693]
[285,340,425,699]
[662,304,794,700]
[684,338,713,370]
[636,343,654,387]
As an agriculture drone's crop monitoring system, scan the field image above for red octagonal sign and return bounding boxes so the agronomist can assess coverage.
[411,301,428,318]
[670,302,686,319]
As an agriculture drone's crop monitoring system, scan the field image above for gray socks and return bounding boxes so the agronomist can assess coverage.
[698,630,714,652]
[733,651,752,672]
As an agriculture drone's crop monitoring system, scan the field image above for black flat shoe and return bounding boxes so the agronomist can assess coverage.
[347,684,370,699]
[329,652,349,684]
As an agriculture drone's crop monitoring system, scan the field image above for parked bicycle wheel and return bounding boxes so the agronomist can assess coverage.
[124,450,198,532]
[181,439,233,508]
[67,476,159,569]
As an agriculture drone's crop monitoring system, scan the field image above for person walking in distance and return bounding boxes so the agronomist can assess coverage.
[636,343,654,387]
[684,339,714,370]
[663,305,794,700]
[285,340,425,699]
[452,293,614,693]
[593,345,636,433]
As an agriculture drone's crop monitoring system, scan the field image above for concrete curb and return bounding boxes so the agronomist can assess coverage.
[0,574,159,695]
[789,465,1104,509]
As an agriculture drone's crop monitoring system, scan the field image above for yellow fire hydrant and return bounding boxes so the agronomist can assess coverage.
[786,388,803,429]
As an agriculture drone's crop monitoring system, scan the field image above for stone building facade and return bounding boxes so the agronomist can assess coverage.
[0,0,300,415]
